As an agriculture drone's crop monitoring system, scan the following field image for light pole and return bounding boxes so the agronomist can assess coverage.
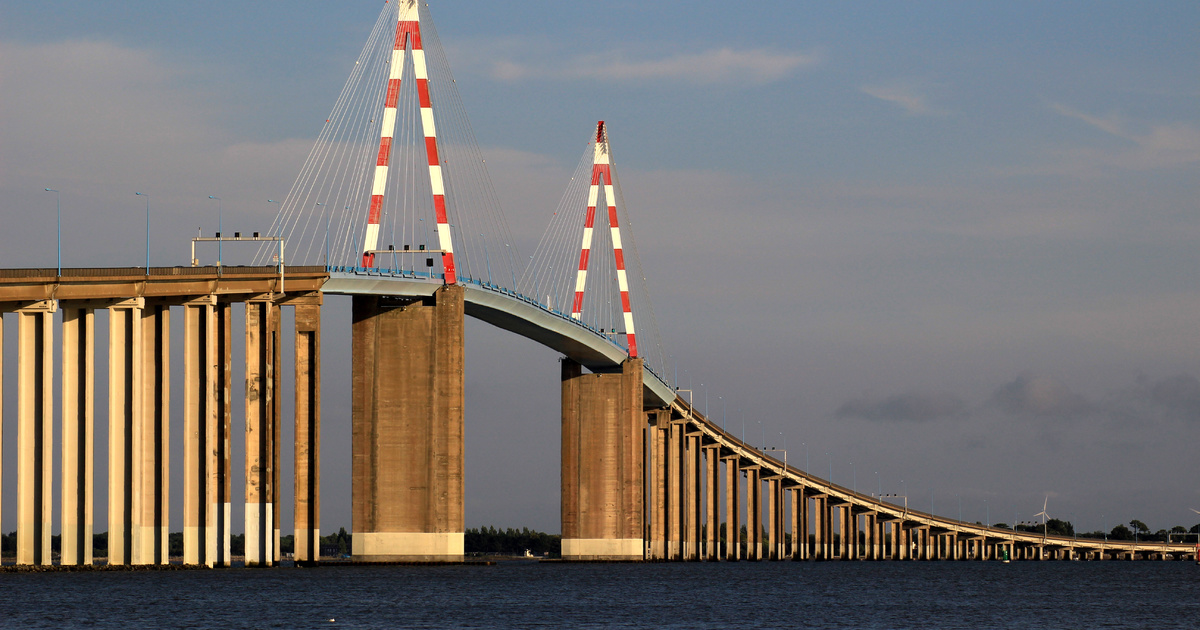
[480,234,493,285]
[875,471,880,499]
[719,396,725,431]
[208,196,222,266]
[136,192,150,274]
[851,461,856,493]
[44,188,61,275]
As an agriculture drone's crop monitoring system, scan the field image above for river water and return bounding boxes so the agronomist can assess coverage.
[2,560,1197,629]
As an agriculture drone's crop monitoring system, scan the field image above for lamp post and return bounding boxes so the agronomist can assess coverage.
[480,234,493,285]
[208,196,222,266]
[136,192,150,274]
[44,188,61,275]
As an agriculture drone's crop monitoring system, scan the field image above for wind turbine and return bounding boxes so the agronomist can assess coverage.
[1034,497,1050,539]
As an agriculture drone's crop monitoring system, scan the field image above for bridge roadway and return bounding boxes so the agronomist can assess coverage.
[0,266,1193,565]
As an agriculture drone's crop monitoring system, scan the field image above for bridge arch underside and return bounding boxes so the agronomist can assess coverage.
[1,268,1194,566]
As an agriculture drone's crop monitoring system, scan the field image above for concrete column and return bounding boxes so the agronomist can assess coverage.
[666,422,683,559]
[245,300,276,567]
[270,303,283,562]
[183,298,217,566]
[812,496,825,559]
[108,298,143,566]
[293,301,322,565]
[560,357,645,561]
[765,479,778,560]
[704,445,718,560]
[215,301,233,566]
[684,433,701,560]
[646,411,668,560]
[17,304,55,565]
[791,488,805,559]
[61,307,95,566]
[722,455,740,560]
[745,467,761,560]
[352,289,466,561]
[139,304,170,564]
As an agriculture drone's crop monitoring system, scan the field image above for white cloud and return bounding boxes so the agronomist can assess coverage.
[1049,103,1200,171]
[861,81,942,116]
[486,47,819,85]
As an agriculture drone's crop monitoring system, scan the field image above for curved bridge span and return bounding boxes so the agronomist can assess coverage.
[1,266,1193,566]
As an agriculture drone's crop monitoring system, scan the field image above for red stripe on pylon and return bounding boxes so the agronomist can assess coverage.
[368,195,384,224]
[425,137,439,166]
[578,249,590,271]
[377,138,393,167]
[385,79,402,108]
[433,194,448,224]
[417,79,432,108]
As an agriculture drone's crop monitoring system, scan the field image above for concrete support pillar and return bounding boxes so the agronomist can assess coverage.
[270,303,283,562]
[666,422,684,559]
[646,411,668,560]
[560,357,645,561]
[704,446,718,560]
[722,456,740,560]
[791,487,806,559]
[107,298,143,566]
[812,496,826,559]
[683,433,700,559]
[293,301,322,565]
[183,298,218,566]
[352,289,466,561]
[17,303,55,565]
[745,467,761,560]
[245,300,277,567]
[765,479,778,560]
[139,304,170,564]
[215,301,233,566]
[61,307,95,566]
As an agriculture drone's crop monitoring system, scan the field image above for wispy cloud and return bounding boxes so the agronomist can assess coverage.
[486,47,819,85]
[1049,103,1200,171]
[861,81,942,116]
[990,373,1094,418]
[835,391,967,423]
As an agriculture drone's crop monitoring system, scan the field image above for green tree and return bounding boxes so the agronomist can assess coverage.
[1110,524,1133,540]
[1129,519,1149,536]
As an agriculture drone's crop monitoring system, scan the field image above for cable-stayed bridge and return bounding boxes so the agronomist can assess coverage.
[1,1,1194,567]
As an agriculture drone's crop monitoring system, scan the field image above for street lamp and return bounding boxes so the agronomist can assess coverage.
[208,196,222,266]
[136,192,150,274]
[44,188,61,275]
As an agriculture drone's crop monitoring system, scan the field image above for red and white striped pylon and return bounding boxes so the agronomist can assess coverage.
[359,0,457,284]
[570,121,637,358]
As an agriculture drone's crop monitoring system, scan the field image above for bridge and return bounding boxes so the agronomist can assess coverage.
[1,1,1194,567]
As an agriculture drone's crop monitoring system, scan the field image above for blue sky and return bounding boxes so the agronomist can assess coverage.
[1,1,1198,536]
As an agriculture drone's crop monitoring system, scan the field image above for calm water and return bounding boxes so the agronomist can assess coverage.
[2,561,1197,629]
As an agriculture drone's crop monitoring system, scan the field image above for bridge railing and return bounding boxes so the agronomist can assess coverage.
[326,264,673,390]
[669,395,1194,554]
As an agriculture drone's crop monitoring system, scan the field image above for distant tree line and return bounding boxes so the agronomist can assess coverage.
[464,526,560,556]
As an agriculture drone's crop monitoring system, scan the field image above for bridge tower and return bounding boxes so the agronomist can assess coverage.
[559,122,648,560]
[346,0,468,562]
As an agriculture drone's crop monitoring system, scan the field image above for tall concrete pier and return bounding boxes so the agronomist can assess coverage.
[351,286,465,561]
[560,358,645,560]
